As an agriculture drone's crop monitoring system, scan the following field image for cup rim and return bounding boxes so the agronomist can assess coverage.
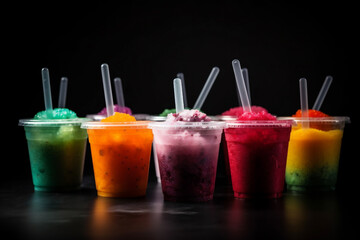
[146,115,167,121]
[85,114,106,121]
[211,115,238,121]
[277,116,351,123]
[19,118,91,127]
[149,121,226,129]
[86,113,150,121]
[81,120,151,129]
[226,119,294,128]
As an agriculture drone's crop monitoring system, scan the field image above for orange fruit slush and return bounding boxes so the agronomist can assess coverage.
[83,113,153,197]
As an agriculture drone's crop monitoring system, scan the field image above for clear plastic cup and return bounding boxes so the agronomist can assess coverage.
[224,120,293,198]
[146,115,167,184]
[81,121,153,197]
[149,121,226,202]
[19,118,90,191]
[211,115,238,184]
[278,117,350,192]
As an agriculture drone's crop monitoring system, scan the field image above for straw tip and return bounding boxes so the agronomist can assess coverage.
[232,59,239,64]
[213,66,220,71]
[41,67,49,72]
[101,63,109,68]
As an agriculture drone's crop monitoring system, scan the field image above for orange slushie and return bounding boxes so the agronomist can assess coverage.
[83,113,153,197]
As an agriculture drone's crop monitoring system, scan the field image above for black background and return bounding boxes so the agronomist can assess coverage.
[5,1,357,192]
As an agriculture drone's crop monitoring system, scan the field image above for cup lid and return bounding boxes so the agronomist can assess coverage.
[19,118,91,127]
[81,121,151,129]
[149,121,226,130]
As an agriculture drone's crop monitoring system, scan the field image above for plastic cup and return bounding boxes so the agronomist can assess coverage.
[278,117,350,192]
[146,115,167,183]
[149,121,226,202]
[19,118,90,191]
[210,115,237,184]
[224,120,293,198]
[81,121,153,198]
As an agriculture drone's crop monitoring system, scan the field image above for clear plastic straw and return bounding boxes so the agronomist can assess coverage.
[232,60,251,112]
[58,77,68,108]
[173,78,184,113]
[114,77,125,108]
[193,67,220,110]
[242,68,251,106]
[299,78,309,128]
[176,73,188,108]
[101,64,114,117]
[41,68,53,117]
[312,75,333,110]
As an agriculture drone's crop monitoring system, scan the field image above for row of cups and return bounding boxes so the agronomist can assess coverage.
[19,114,349,201]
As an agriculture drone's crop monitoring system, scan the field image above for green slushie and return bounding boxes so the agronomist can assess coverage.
[19,108,90,191]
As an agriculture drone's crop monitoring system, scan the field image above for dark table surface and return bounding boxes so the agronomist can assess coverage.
[0,175,356,240]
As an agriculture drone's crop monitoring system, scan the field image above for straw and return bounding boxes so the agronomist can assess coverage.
[193,67,220,110]
[299,78,309,128]
[41,68,53,117]
[242,68,251,106]
[231,60,252,112]
[101,63,114,117]
[58,77,68,108]
[312,75,333,110]
[235,68,251,106]
[176,73,188,108]
[173,78,184,113]
[114,77,125,108]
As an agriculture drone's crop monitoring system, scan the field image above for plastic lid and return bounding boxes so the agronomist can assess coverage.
[277,116,351,124]
[226,120,294,128]
[19,118,90,127]
[81,121,151,129]
[149,121,226,130]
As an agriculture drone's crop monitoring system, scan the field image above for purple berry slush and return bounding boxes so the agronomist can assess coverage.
[150,110,225,202]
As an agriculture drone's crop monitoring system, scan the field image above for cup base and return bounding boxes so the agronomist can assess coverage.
[234,192,283,199]
[97,190,146,198]
[163,194,213,202]
[287,185,335,192]
[34,185,80,192]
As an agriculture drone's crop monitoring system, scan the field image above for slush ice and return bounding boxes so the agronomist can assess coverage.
[82,113,153,197]
[282,110,349,192]
[150,109,225,201]
[19,108,89,191]
[224,111,292,198]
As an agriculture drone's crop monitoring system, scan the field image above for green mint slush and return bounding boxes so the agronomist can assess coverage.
[19,108,90,191]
